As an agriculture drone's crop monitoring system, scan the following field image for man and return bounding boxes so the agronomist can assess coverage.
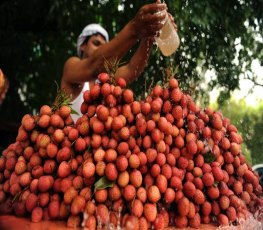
[61,2,167,122]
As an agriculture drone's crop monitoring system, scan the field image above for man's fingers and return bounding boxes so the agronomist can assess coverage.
[141,3,167,15]
[144,26,163,38]
[149,23,164,33]
[138,14,166,37]
[150,10,166,22]
[142,11,166,24]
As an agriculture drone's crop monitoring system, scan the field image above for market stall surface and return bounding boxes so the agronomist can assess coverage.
[0,215,218,230]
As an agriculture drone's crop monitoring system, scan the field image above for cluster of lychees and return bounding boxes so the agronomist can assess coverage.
[0,72,262,229]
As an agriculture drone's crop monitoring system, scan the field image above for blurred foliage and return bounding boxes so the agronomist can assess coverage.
[212,100,263,165]
[0,0,262,147]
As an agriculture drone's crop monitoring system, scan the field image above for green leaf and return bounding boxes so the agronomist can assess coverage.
[70,107,79,115]
[94,176,115,190]
[87,145,92,152]
[71,139,77,147]
[12,186,29,203]
[156,80,163,86]
[203,151,215,163]
[63,98,71,105]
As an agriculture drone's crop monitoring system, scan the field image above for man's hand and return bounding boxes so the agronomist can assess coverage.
[131,2,167,39]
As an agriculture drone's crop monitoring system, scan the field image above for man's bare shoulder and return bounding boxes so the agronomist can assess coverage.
[62,57,82,84]
[64,56,81,68]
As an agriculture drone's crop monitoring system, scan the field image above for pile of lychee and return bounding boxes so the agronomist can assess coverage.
[0,72,262,229]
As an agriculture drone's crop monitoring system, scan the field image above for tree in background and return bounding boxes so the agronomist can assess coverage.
[249,103,263,164]
[214,100,263,165]
[0,0,262,148]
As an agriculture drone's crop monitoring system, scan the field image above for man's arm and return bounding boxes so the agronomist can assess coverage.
[115,38,153,84]
[62,2,166,85]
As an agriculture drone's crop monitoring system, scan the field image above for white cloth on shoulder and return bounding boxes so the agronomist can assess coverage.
[70,82,90,123]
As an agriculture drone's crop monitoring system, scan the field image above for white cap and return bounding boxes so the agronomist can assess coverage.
[77,23,109,57]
